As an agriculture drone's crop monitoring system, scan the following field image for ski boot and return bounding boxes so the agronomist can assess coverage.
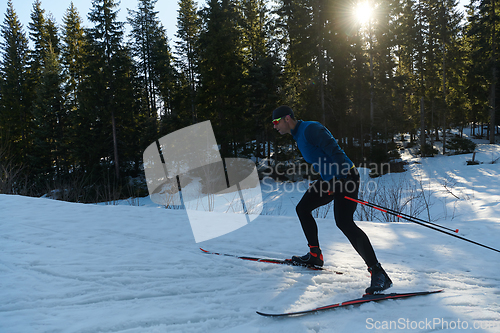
[365,263,393,294]
[292,245,324,267]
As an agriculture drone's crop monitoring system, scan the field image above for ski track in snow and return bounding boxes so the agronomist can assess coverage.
[1,136,500,332]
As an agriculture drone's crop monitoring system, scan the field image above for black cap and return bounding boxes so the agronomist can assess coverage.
[272,105,294,120]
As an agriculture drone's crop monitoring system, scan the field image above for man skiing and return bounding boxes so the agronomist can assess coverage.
[272,105,392,294]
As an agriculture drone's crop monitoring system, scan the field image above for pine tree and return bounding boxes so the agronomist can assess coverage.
[349,25,371,162]
[464,0,491,137]
[28,0,47,86]
[421,0,465,151]
[152,28,176,120]
[323,0,359,142]
[197,0,246,156]
[467,0,500,142]
[176,0,200,124]
[0,0,30,164]
[240,0,280,160]
[274,0,316,112]
[128,0,177,162]
[441,0,467,137]
[393,0,421,137]
[78,0,131,179]
[370,0,400,151]
[129,0,177,151]
[27,1,66,179]
[129,0,165,122]
[32,43,64,177]
[61,2,86,129]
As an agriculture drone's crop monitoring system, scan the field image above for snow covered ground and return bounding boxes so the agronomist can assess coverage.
[2,131,500,333]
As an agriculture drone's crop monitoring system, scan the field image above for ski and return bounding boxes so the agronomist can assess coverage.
[256,289,444,317]
[200,248,343,274]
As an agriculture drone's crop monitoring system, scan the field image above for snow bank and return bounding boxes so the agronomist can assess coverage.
[1,137,500,332]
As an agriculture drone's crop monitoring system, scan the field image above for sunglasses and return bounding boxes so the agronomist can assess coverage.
[273,114,292,125]
[272,117,282,125]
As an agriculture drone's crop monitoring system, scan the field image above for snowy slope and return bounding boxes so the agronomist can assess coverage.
[1,137,500,332]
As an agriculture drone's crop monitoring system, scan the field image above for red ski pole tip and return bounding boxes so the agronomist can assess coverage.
[455,229,459,233]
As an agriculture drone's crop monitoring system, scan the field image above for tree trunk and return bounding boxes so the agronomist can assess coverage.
[491,0,497,144]
[111,109,120,179]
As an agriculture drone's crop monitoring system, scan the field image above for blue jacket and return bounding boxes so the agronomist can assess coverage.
[291,120,354,181]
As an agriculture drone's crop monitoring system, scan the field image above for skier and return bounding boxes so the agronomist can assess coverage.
[272,105,392,294]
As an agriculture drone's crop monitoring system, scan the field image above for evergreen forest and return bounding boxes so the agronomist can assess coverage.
[1,0,499,202]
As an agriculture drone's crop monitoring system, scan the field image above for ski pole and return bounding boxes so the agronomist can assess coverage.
[345,196,500,254]
[346,196,459,233]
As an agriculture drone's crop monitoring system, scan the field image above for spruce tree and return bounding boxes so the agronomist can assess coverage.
[28,1,65,180]
[78,0,132,179]
[28,0,47,87]
[464,0,491,136]
[0,0,30,164]
[240,0,280,159]
[322,0,357,140]
[61,2,86,135]
[467,0,499,141]
[176,0,200,124]
[197,0,246,156]
[370,0,400,151]
[129,0,163,121]
[274,0,315,112]
[129,0,177,149]
[32,43,64,177]
[393,0,420,137]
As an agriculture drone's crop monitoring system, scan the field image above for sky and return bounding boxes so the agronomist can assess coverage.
[0,0,182,42]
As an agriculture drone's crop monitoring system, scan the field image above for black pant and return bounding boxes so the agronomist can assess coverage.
[295,168,378,268]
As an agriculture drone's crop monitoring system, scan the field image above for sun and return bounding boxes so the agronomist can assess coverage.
[354,2,373,25]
